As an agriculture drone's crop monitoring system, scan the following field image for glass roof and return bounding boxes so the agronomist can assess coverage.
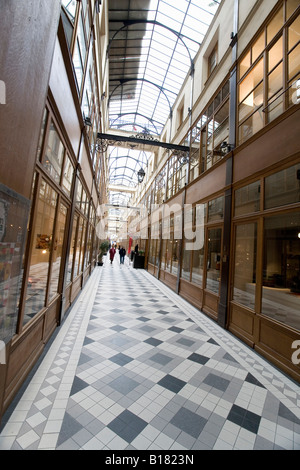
[106,0,220,236]
[108,0,220,135]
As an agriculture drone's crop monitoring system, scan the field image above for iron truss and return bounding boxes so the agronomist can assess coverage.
[96,132,190,161]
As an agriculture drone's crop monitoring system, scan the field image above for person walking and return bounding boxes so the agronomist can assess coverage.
[109,245,116,264]
[119,246,126,264]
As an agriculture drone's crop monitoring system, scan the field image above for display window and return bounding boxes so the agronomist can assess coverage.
[23,180,58,325]
[232,162,300,332]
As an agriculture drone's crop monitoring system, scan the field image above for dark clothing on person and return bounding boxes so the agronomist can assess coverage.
[119,247,126,264]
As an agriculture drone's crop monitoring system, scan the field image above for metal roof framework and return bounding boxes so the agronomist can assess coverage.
[106,0,220,236]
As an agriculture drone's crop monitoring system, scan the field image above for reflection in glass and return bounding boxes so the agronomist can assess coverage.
[36,108,48,161]
[43,122,65,184]
[239,82,264,124]
[160,239,166,270]
[288,16,300,50]
[267,89,284,122]
[206,228,222,294]
[266,6,283,44]
[48,204,67,301]
[208,196,224,222]
[268,37,282,71]
[287,0,299,20]
[239,59,263,103]
[235,181,260,216]
[233,224,257,310]
[252,32,265,62]
[181,240,191,281]
[62,155,74,197]
[171,239,180,275]
[268,63,283,98]
[262,213,300,331]
[238,107,264,144]
[265,163,300,209]
[149,239,156,265]
[288,44,300,81]
[23,181,57,325]
[191,215,205,286]
[191,242,204,287]
[67,215,78,284]
[165,239,172,272]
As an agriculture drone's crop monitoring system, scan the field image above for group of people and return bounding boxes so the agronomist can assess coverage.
[109,244,126,264]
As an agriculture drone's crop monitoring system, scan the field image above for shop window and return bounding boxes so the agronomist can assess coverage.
[73,217,84,278]
[235,180,261,216]
[62,155,74,197]
[171,239,180,276]
[180,203,205,286]
[205,228,222,294]
[264,163,300,209]
[48,203,68,301]
[262,212,300,331]
[67,215,78,284]
[208,196,224,222]
[165,238,172,273]
[233,223,257,310]
[191,242,205,286]
[160,239,167,270]
[149,239,156,266]
[181,240,192,281]
[43,121,65,185]
[191,207,205,286]
[23,181,58,325]
[155,237,162,268]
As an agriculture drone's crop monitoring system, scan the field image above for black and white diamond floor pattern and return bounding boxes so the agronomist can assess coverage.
[0,256,299,450]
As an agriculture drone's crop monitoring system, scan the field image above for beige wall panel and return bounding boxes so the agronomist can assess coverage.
[186,162,226,205]
[238,0,278,59]
[234,109,300,184]
[0,0,61,198]
[49,38,81,158]
[80,145,93,194]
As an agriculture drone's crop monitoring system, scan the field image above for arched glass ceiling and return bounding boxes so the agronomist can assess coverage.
[108,0,220,135]
[108,146,151,188]
[106,0,220,233]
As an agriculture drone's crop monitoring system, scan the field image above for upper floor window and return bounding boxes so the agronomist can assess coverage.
[208,44,218,76]
[238,0,300,144]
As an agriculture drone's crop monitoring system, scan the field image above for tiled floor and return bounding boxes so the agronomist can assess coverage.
[0,254,299,451]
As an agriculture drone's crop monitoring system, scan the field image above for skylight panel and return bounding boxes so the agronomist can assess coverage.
[107,0,220,207]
